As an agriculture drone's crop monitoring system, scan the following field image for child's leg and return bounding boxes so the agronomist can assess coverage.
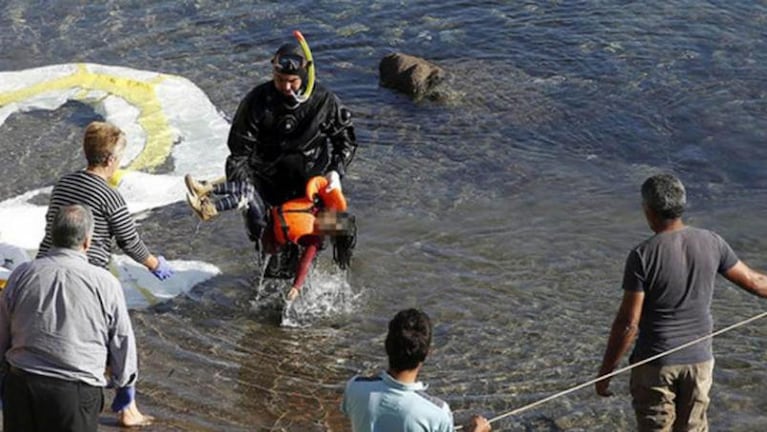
[213,180,256,212]
[184,174,215,198]
[287,236,323,301]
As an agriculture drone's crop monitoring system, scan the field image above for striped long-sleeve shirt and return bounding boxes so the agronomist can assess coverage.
[37,170,151,268]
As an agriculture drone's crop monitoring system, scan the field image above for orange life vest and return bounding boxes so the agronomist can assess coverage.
[271,176,347,245]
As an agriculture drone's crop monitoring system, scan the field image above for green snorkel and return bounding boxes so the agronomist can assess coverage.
[292,30,315,103]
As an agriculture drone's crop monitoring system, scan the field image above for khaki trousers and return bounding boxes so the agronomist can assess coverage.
[630,360,714,432]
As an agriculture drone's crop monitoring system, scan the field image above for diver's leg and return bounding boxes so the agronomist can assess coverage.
[240,183,268,244]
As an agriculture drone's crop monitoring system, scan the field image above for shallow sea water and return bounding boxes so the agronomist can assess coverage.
[2,1,767,430]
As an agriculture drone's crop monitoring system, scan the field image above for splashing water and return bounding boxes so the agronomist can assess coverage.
[250,255,360,328]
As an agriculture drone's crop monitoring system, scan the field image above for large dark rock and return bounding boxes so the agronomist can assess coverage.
[379,53,445,99]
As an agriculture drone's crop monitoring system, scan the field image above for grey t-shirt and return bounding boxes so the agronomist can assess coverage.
[623,226,738,365]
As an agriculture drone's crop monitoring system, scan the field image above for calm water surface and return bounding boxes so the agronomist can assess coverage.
[2,1,767,430]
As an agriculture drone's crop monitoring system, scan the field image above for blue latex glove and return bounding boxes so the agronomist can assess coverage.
[151,256,173,280]
[111,386,135,412]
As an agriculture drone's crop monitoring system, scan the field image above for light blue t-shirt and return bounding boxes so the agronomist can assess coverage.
[341,371,454,432]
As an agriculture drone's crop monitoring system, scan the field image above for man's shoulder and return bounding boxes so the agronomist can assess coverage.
[345,374,383,391]
[50,253,118,282]
[687,226,722,239]
[408,389,453,428]
[236,82,280,115]
[311,83,339,103]
[345,374,451,412]
[351,375,383,383]
[84,261,119,279]
[638,226,720,247]
[414,389,451,412]
[629,227,732,266]
[246,82,275,99]
[343,374,384,409]
[72,261,123,297]
[7,260,33,278]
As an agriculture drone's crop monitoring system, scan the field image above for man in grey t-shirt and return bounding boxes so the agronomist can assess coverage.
[595,174,767,432]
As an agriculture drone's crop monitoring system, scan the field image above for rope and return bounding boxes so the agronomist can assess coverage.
[455,310,767,430]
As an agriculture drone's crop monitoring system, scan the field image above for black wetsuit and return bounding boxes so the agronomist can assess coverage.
[225,81,357,241]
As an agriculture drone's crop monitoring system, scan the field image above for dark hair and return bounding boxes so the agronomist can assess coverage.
[52,204,94,249]
[385,309,432,371]
[332,213,356,270]
[641,173,686,219]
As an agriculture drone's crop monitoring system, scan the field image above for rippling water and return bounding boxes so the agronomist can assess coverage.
[3,1,767,430]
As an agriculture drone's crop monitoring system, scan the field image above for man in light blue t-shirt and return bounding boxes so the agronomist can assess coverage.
[342,308,491,432]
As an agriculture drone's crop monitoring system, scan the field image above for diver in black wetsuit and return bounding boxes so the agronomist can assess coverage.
[185,41,357,279]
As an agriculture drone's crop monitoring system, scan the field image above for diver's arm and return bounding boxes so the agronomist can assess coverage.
[226,91,262,182]
[326,97,357,177]
[227,89,260,158]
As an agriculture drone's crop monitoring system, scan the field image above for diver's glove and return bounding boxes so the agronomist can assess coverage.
[325,170,341,193]
[111,386,135,412]
[151,256,174,280]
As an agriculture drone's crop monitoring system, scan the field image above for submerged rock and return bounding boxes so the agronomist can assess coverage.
[379,52,445,100]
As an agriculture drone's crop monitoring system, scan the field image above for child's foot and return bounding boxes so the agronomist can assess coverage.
[186,193,218,221]
[184,174,213,198]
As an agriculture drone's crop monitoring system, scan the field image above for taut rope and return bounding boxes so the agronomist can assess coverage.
[456,310,767,430]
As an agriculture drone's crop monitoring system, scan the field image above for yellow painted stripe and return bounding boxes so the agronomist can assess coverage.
[134,284,159,306]
[0,64,173,172]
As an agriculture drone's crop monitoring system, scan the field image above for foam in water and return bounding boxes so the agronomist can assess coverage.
[250,257,359,328]
[0,63,230,307]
